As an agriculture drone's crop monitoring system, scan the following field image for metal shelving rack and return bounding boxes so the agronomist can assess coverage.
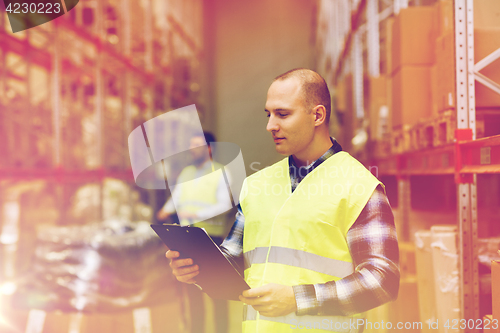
[0,0,205,283]
[316,0,500,326]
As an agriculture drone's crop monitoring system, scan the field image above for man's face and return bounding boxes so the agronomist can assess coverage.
[265,77,315,156]
[189,136,210,165]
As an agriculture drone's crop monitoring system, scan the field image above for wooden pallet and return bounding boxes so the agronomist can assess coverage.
[432,110,456,147]
[409,123,434,151]
[370,139,392,159]
[391,125,411,154]
[389,111,457,154]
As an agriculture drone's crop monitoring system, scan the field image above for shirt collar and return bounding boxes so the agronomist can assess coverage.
[288,137,343,171]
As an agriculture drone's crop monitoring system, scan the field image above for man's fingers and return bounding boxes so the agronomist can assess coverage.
[242,286,267,298]
[165,250,179,259]
[176,270,200,283]
[174,264,199,276]
[169,257,194,269]
[239,294,265,306]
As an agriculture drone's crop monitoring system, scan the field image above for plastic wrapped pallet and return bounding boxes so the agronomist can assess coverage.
[415,230,437,333]
[13,220,176,312]
[431,225,460,333]
[492,261,500,324]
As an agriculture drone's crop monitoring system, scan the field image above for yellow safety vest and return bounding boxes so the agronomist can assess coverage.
[240,152,382,333]
[177,162,227,236]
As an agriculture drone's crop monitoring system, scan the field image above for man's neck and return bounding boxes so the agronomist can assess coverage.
[292,135,333,168]
[194,158,211,170]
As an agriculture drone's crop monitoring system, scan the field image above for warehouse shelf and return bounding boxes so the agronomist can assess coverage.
[0,0,206,297]
[316,0,500,327]
[0,167,134,182]
[459,134,500,174]
[373,133,500,177]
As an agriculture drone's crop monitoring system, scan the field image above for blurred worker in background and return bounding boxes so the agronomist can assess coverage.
[157,131,229,333]
[167,69,400,333]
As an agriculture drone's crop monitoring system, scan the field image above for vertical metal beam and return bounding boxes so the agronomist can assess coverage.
[52,24,61,167]
[455,0,479,324]
[95,66,103,167]
[144,0,153,72]
[367,0,380,77]
[122,0,131,57]
[352,31,364,120]
[333,0,340,71]
[397,177,411,241]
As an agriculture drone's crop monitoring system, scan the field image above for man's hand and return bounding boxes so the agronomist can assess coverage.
[239,283,297,317]
[156,210,171,221]
[165,250,199,284]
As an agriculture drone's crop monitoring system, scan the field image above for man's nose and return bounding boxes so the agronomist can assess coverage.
[266,115,279,133]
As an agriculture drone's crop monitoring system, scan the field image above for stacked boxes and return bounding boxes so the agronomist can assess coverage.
[365,0,500,145]
[368,76,389,141]
[474,0,500,30]
[390,7,436,129]
[391,7,437,71]
[392,66,433,128]
[435,31,455,113]
[432,0,455,118]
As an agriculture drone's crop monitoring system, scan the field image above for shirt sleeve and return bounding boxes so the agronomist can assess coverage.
[219,204,245,260]
[292,185,400,316]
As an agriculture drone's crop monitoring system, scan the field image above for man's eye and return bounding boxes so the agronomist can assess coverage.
[278,113,287,117]
[266,114,270,118]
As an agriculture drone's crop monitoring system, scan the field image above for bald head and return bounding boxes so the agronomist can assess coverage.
[274,68,331,124]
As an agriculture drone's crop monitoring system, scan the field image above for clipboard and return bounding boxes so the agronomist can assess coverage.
[151,224,250,301]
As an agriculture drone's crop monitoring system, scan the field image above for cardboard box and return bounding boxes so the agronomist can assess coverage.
[475,28,500,107]
[368,76,389,140]
[383,18,395,75]
[431,65,440,117]
[415,230,437,333]
[392,66,433,129]
[475,0,500,29]
[435,32,456,112]
[392,7,438,74]
[435,0,454,36]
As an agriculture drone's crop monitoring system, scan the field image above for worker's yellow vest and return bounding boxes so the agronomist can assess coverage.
[177,162,226,236]
[240,152,382,333]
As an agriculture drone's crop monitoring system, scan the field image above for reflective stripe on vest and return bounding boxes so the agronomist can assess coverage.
[243,305,363,333]
[243,246,354,278]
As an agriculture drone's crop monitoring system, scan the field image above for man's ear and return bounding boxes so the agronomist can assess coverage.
[313,105,327,126]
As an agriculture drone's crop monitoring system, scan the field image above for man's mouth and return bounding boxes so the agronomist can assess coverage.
[273,137,285,143]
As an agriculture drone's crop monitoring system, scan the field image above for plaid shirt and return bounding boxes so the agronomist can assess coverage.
[220,139,400,316]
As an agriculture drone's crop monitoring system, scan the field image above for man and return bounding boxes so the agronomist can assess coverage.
[158,131,229,333]
[167,69,399,332]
